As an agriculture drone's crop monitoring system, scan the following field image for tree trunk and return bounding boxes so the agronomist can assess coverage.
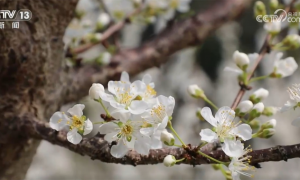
[0,0,78,179]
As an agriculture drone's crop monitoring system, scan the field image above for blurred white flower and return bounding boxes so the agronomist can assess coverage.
[50,104,93,144]
[263,21,281,34]
[97,13,111,26]
[270,52,298,78]
[102,52,111,65]
[99,111,151,158]
[199,106,252,143]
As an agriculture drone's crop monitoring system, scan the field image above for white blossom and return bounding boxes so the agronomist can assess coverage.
[163,155,176,167]
[100,79,148,114]
[281,84,300,112]
[199,106,252,143]
[140,95,175,149]
[50,104,93,144]
[222,139,255,180]
[99,111,151,158]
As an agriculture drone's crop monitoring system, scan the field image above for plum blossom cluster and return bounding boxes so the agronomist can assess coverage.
[50,72,176,158]
[91,72,175,158]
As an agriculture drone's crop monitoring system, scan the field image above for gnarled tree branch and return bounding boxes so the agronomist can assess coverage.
[62,0,253,104]
[20,115,300,166]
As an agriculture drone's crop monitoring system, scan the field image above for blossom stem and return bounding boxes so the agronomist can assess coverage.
[97,99,111,118]
[219,164,228,176]
[249,75,269,83]
[176,158,186,163]
[174,144,183,147]
[168,121,186,147]
[93,121,105,124]
[252,133,258,138]
[198,150,225,164]
[204,98,218,110]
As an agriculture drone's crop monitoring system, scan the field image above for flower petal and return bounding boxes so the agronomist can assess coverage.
[142,74,152,84]
[201,107,217,127]
[67,128,82,145]
[104,132,119,142]
[222,139,244,158]
[111,110,131,122]
[230,124,252,141]
[134,137,151,155]
[199,129,218,143]
[130,80,146,97]
[129,100,148,114]
[67,104,85,117]
[120,71,130,83]
[110,141,129,158]
[49,112,69,131]
[140,127,154,136]
[99,122,119,134]
[83,119,93,135]
[215,106,235,126]
[224,67,243,75]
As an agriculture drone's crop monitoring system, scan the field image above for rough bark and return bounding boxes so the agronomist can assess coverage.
[0,0,252,179]
[0,0,78,179]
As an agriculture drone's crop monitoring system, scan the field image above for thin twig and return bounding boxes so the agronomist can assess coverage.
[72,0,146,54]
[231,1,295,109]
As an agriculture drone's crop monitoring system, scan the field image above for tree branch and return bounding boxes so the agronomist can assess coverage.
[20,115,300,166]
[62,0,253,104]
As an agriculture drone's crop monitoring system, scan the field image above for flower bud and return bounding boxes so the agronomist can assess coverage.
[98,13,111,26]
[233,51,249,70]
[89,83,105,100]
[262,119,276,129]
[281,34,300,50]
[236,100,253,114]
[264,21,281,35]
[163,155,176,167]
[261,128,275,138]
[262,107,279,116]
[196,108,205,121]
[212,164,220,170]
[187,85,206,99]
[249,102,264,120]
[254,1,266,17]
[160,130,175,146]
[249,88,269,103]
[253,102,265,113]
[249,119,260,130]
[270,0,279,10]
